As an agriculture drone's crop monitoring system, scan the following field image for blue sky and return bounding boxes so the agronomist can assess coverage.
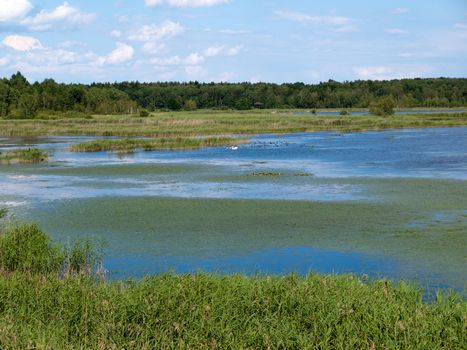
[0,0,466,83]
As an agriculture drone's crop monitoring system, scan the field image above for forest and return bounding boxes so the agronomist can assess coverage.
[0,72,466,118]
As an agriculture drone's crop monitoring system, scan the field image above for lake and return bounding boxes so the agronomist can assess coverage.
[286,109,467,116]
[0,127,466,292]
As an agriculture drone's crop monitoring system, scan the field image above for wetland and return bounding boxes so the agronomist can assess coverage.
[1,126,466,292]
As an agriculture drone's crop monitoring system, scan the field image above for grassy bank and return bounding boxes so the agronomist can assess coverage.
[0,110,466,137]
[0,223,466,349]
[69,137,246,153]
[0,148,48,164]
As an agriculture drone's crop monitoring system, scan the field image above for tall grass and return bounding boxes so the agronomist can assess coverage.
[0,223,465,349]
[0,223,102,277]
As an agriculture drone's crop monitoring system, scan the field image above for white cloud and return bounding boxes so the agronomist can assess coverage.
[141,42,167,54]
[0,57,9,66]
[226,45,243,56]
[0,0,32,22]
[276,11,350,25]
[58,40,83,49]
[275,10,354,32]
[2,35,43,51]
[354,65,431,80]
[129,20,184,42]
[110,30,122,38]
[219,29,251,35]
[204,44,243,57]
[145,0,229,8]
[392,8,410,15]
[386,28,408,35]
[9,49,98,77]
[151,52,204,66]
[204,45,225,57]
[21,2,96,31]
[97,42,134,65]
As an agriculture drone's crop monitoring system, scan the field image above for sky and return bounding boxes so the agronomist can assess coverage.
[0,0,466,83]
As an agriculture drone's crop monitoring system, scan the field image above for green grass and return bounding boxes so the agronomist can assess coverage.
[69,137,246,153]
[0,223,466,349]
[0,110,466,137]
[0,148,48,164]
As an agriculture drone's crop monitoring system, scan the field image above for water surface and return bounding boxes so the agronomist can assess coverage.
[0,127,466,291]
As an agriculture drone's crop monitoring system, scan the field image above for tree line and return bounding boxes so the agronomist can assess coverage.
[1,72,466,118]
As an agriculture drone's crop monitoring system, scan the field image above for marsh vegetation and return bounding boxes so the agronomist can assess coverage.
[0,222,465,349]
[0,148,48,164]
[0,110,466,138]
[69,137,246,153]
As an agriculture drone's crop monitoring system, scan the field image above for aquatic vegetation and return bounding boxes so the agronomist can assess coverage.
[0,148,48,164]
[249,172,313,177]
[69,137,247,153]
[251,172,283,176]
[0,224,465,349]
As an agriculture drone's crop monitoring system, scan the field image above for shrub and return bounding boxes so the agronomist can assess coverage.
[184,99,198,111]
[139,109,150,117]
[369,96,396,116]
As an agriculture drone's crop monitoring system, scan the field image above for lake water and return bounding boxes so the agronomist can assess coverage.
[287,109,467,116]
[0,127,466,292]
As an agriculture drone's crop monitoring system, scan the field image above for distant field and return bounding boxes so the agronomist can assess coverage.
[1,109,466,137]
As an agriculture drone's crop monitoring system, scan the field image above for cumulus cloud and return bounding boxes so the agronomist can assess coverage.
[129,20,183,42]
[97,42,134,65]
[275,10,355,32]
[0,0,32,22]
[2,35,43,51]
[145,0,229,8]
[21,2,96,31]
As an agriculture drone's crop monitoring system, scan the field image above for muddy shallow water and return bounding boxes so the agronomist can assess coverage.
[0,127,466,291]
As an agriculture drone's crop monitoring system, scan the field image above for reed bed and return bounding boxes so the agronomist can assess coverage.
[0,148,48,164]
[69,137,246,153]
